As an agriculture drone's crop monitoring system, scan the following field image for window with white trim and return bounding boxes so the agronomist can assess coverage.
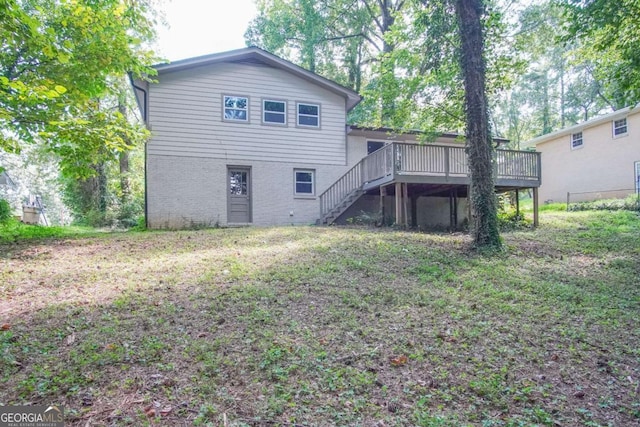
[571,131,583,149]
[294,169,315,196]
[613,118,628,137]
[263,99,286,125]
[223,95,248,121]
[297,103,320,127]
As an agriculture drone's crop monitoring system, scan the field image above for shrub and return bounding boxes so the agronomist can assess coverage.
[0,199,12,224]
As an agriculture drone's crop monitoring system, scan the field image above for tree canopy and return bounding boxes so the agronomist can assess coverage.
[0,0,158,178]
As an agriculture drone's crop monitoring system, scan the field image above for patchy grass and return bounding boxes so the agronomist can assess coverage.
[1,211,639,426]
[0,219,98,244]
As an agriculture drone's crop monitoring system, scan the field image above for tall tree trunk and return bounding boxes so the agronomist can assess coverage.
[118,101,131,204]
[455,0,501,250]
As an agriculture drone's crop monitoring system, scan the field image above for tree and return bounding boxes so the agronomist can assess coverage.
[563,0,640,109]
[0,0,158,178]
[455,0,501,249]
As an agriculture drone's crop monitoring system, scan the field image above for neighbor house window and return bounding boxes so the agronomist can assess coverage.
[297,103,320,128]
[613,118,628,137]
[571,132,583,149]
[294,169,315,196]
[263,99,286,125]
[223,95,248,121]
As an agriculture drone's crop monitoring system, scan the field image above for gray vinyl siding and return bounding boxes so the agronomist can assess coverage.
[148,62,347,165]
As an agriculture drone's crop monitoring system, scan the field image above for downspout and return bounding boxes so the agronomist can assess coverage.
[128,73,150,229]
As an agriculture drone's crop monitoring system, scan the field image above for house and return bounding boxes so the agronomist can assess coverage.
[0,170,16,188]
[526,106,640,204]
[132,47,541,229]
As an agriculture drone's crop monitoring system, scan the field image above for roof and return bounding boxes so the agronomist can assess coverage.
[152,47,362,111]
[0,171,16,188]
[348,125,510,145]
[524,104,640,148]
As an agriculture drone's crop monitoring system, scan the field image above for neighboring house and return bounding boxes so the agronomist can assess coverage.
[0,170,16,188]
[132,47,540,229]
[526,106,640,203]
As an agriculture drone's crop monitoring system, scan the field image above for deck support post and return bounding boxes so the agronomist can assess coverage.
[380,185,387,225]
[450,188,458,231]
[533,187,539,227]
[515,189,520,218]
[403,183,409,228]
[395,182,403,227]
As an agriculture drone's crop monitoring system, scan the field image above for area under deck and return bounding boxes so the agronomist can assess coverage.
[319,143,541,227]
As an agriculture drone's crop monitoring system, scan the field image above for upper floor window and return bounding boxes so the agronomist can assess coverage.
[263,99,286,125]
[223,95,248,122]
[294,169,315,196]
[613,118,628,137]
[571,132,583,149]
[297,103,320,128]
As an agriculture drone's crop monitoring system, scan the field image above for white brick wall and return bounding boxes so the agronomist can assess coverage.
[147,154,352,228]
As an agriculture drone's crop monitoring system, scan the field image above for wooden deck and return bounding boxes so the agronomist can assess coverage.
[320,143,541,225]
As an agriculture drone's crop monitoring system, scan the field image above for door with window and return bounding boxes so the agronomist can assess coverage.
[228,167,251,223]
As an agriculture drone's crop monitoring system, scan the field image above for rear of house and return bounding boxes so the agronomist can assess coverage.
[527,106,640,203]
[134,47,541,229]
[133,48,361,228]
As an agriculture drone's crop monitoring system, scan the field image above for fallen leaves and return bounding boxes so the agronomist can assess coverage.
[1,323,10,330]
[390,354,408,366]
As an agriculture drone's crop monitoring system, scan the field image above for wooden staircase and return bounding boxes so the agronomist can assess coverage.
[319,162,365,225]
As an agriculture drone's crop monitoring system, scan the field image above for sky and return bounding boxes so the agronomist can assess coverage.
[154,0,258,61]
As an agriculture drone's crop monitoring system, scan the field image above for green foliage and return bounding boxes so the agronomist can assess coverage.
[0,198,11,223]
[0,217,93,243]
[0,0,158,178]
[246,0,515,133]
[568,194,640,212]
[563,0,640,109]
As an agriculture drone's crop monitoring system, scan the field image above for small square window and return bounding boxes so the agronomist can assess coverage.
[224,95,248,122]
[613,118,628,137]
[297,103,320,128]
[571,132,583,149]
[263,100,286,125]
[294,169,315,196]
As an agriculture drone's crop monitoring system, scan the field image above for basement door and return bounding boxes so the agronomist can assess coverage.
[228,167,252,223]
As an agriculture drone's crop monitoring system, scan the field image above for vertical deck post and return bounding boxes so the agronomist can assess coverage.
[403,183,409,228]
[515,188,520,218]
[395,182,402,226]
[380,185,387,225]
[533,187,539,228]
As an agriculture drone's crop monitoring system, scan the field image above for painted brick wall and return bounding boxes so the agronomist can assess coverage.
[147,154,352,228]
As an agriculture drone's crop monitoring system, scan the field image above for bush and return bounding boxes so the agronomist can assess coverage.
[568,194,640,212]
[0,199,12,224]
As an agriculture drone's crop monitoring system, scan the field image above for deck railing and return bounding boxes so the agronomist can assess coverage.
[319,143,541,219]
[319,162,363,217]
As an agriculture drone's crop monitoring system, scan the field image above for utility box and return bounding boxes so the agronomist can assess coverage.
[22,205,41,224]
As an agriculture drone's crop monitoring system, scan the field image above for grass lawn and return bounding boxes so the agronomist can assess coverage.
[0,211,639,426]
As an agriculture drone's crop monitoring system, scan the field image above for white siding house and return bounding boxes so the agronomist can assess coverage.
[133,47,541,229]
[525,106,640,203]
[133,47,361,228]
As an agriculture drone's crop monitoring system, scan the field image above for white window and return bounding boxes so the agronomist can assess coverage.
[263,99,286,125]
[223,95,248,121]
[571,132,583,149]
[297,103,320,128]
[613,118,628,137]
[294,169,315,196]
